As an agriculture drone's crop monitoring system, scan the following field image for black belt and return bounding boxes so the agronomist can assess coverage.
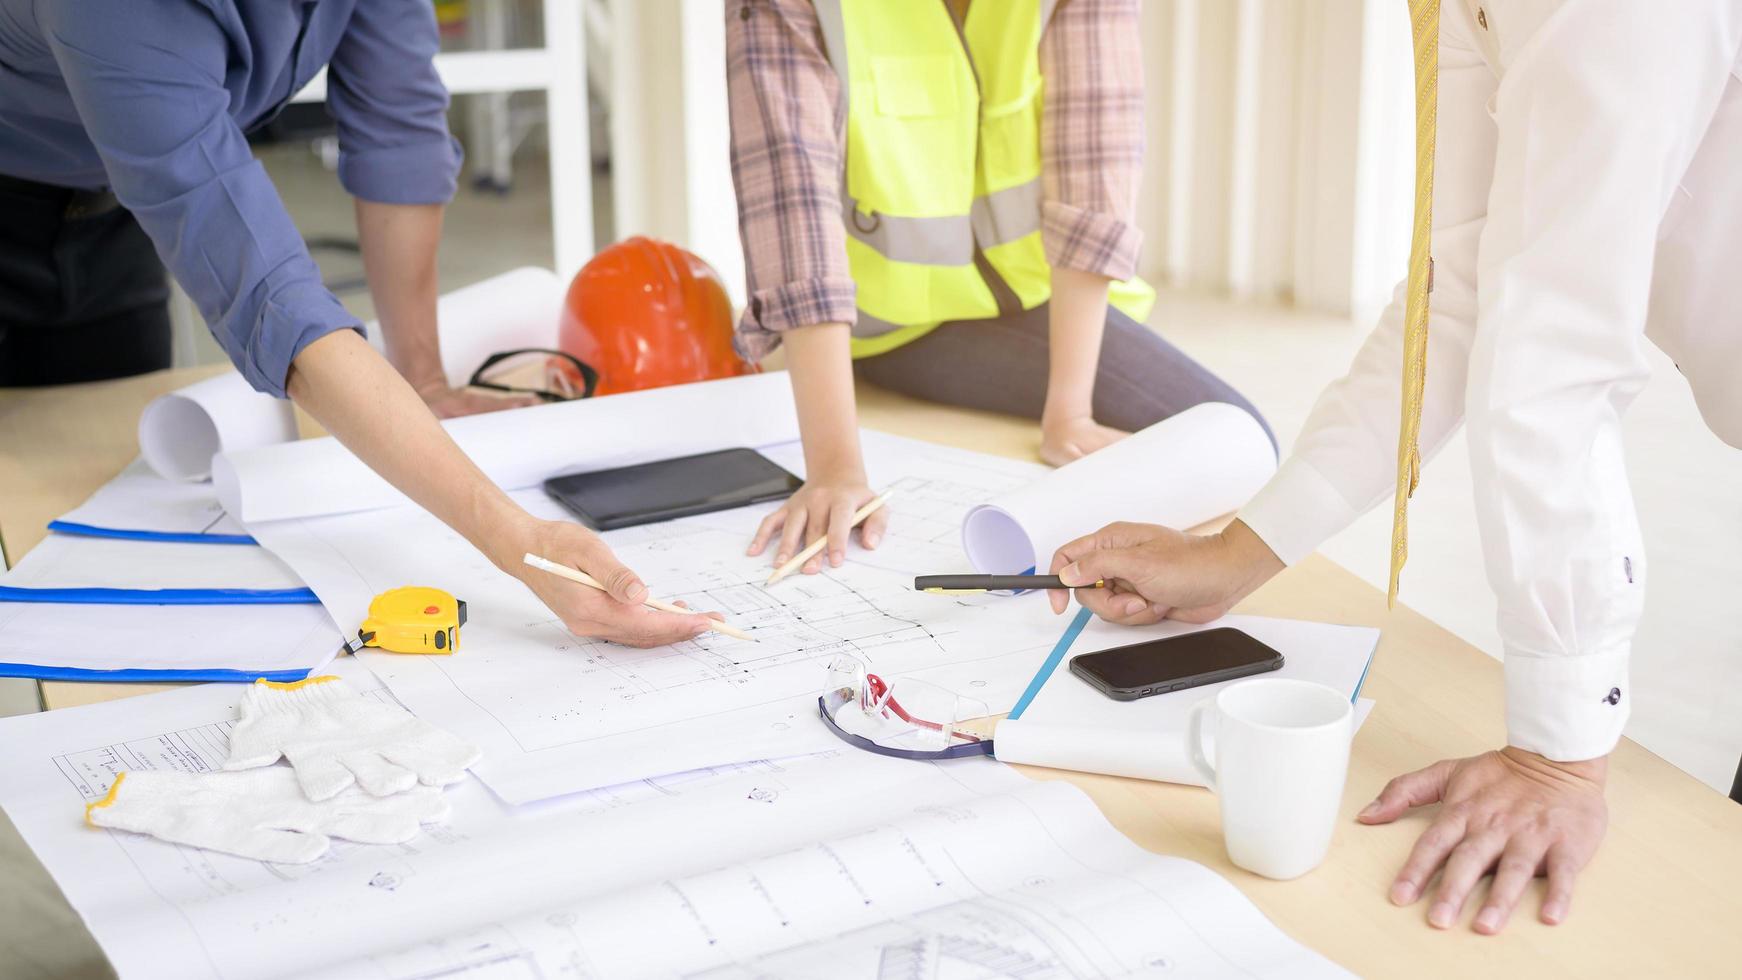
[0,172,123,219]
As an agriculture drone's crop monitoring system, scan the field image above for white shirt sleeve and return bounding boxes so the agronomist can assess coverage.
[1243,0,1742,762]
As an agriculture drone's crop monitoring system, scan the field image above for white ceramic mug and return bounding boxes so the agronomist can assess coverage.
[1187,678,1354,880]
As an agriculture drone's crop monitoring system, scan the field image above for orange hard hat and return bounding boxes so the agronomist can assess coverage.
[555,237,757,396]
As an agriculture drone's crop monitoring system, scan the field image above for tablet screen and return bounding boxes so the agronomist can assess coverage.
[543,448,802,530]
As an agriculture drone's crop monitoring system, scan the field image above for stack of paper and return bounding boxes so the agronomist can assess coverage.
[1,470,340,682]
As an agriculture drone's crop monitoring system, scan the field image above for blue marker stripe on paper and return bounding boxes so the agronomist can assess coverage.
[0,586,319,605]
[1007,606,1093,720]
[47,520,258,545]
[0,663,312,683]
[1351,647,1377,703]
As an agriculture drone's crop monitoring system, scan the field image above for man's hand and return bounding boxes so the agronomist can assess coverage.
[1047,519,1284,622]
[1359,747,1609,934]
[747,476,889,575]
[1039,414,1128,467]
[504,518,719,648]
[412,379,540,420]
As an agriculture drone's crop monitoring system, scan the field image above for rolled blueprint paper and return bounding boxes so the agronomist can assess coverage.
[993,719,1207,788]
[961,402,1276,574]
[364,266,565,387]
[214,371,798,524]
[138,372,298,483]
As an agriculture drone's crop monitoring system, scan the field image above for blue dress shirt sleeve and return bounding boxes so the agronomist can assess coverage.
[326,0,464,204]
[37,1,357,397]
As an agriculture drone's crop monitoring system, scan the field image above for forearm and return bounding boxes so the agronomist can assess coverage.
[1043,267,1112,423]
[285,330,526,569]
[356,200,446,395]
[781,323,864,479]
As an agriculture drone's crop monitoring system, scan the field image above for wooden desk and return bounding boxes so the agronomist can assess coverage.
[4,368,1740,978]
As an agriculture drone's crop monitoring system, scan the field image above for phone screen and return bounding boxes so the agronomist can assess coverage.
[544,448,802,530]
[1069,628,1282,695]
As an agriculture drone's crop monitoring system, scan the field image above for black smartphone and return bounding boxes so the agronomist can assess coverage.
[1068,627,1284,701]
[543,448,802,530]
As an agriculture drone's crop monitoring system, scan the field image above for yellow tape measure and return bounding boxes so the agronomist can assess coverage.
[355,586,467,655]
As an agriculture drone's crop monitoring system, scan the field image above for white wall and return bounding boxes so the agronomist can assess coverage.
[607,0,745,309]
[1137,0,1414,322]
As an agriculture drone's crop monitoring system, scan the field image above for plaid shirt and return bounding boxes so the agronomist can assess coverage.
[725,0,1146,359]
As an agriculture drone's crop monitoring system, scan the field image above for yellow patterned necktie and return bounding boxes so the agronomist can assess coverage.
[1388,0,1439,608]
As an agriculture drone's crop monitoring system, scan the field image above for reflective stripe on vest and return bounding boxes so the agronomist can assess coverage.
[842,179,1042,267]
[819,0,1154,353]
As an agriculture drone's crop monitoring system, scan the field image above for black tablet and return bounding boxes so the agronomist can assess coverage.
[543,448,802,530]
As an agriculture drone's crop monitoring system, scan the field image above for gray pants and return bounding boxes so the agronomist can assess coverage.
[854,304,1276,449]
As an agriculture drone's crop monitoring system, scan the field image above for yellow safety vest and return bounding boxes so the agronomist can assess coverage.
[814,0,1156,357]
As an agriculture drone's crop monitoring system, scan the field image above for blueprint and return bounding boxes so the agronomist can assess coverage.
[0,667,1352,980]
[246,432,1071,803]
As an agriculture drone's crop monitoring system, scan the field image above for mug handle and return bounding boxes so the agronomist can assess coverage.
[1186,698,1218,788]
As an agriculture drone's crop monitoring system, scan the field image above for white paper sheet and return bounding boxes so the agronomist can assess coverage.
[3,527,303,592]
[961,402,1277,573]
[138,372,298,483]
[0,511,331,677]
[0,602,339,676]
[996,701,1376,788]
[0,668,1352,980]
[362,266,566,387]
[57,458,249,537]
[214,371,802,524]
[994,616,1380,787]
[244,432,1068,804]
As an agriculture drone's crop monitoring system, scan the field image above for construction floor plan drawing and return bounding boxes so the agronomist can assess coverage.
[0,669,1352,980]
[244,433,1074,803]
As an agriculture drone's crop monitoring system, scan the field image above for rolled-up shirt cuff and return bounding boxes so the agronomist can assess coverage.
[1236,455,1367,566]
[735,276,858,362]
[1041,201,1142,283]
[243,280,365,398]
[1504,644,1630,762]
[337,135,464,205]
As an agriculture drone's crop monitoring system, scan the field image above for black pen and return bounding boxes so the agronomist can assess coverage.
[914,574,1105,594]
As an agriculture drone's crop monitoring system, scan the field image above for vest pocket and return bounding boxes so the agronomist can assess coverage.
[851,56,975,217]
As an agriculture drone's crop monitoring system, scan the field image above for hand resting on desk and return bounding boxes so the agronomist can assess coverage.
[1046,518,1613,935]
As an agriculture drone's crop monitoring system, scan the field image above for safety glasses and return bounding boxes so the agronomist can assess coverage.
[467,348,599,403]
[817,655,995,761]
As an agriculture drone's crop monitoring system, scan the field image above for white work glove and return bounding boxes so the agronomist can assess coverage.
[223,676,482,801]
[84,768,450,864]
